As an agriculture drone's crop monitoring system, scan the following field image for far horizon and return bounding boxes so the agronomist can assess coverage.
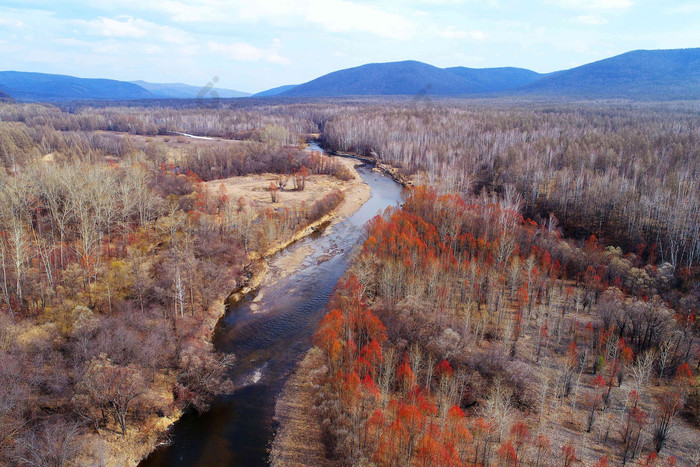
[1,0,699,94]
[2,47,697,97]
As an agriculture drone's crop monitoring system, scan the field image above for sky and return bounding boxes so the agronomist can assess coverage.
[0,0,698,94]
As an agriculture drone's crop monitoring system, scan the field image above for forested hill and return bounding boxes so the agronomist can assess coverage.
[131,80,251,98]
[0,71,155,101]
[280,61,542,97]
[252,84,298,97]
[515,48,700,99]
[443,66,542,92]
[276,48,700,99]
[0,88,13,101]
[4,48,699,101]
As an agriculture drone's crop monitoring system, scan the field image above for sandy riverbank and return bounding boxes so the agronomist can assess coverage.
[130,157,369,466]
[270,347,330,467]
[267,158,376,467]
[211,156,370,283]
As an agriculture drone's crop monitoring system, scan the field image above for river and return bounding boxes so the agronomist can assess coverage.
[139,143,403,466]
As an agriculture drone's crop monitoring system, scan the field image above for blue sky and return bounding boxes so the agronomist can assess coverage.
[0,0,698,93]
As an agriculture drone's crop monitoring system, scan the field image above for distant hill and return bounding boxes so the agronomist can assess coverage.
[445,67,543,93]
[0,87,13,101]
[0,71,155,101]
[515,48,700,99]
[277,49,700,99]
[252,84,298,97]
[0,72,252,101]
[132,80,250,98]
[3,48,698,101]
[280,60,537,97]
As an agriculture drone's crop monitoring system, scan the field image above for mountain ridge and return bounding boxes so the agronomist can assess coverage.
[0,71,154,101]
[279,60,539,97]
[274,48,700,100]
[252,84,298,97]
[444,66,544,92]
[131,80,251,98]
[3,48,699,101]
[514,48,700,99]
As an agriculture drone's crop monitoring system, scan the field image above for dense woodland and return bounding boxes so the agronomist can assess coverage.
[313,102,700,465]
[0,102,350,464]
[323,103,700,269]
[0,99,698,465]
[312,188,697,465]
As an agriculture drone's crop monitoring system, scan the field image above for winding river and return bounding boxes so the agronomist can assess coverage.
[140,143,403,466]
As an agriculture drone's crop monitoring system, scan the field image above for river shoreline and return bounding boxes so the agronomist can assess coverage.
[228,155,370,306]
[264,144,409,467]
[136,151,370,466]
[270,347,329,467]
[313,139,413,188]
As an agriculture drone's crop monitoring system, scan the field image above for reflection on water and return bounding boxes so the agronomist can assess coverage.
[140,153,403,466]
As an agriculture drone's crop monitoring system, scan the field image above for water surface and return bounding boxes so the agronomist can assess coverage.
[140,146,402,466]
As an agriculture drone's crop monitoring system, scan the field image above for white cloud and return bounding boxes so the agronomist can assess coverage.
[437,27,486,40]
[54,37,94,47]
[79,16,188,44]
[92,42,123,54]
[0,17,24,28]
[546,0,634,11]
[551,0,632,10]
[403,0,467,4]
[304,0,414,40]
[575,15,608,25]
[665,3,700,14]
[471,30,486,40]
[85,16,146,38]
[180,45,199,56]
[144,44,164,54]
[82,0,416,40]
[54,37,133,56]
[207,41,290,64]
[548,0,630,29]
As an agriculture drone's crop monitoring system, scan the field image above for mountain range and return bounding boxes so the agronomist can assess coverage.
[131,80,250,98]
[280,61,543,97]
[1,48,698,101]
[277,48,699,99]
[0,72,250,101]
[0,71,154,101]
[514,48,700,99]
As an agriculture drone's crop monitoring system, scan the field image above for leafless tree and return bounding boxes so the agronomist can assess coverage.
[13,418,83,467]
[74,354,145,435]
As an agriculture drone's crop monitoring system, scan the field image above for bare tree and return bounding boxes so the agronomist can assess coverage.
[74,354,145,435]
[482,377,514,443]
[631,350,656,393]
[657,337,673,385]
[13,418,83,467]
[175,346,234,412]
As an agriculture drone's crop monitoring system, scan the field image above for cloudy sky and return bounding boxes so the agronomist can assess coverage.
[0,0,698,93]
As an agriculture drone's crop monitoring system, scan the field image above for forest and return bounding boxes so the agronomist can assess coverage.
[312,101,700,466]
[0,98,698,465]
[0,101,353,464]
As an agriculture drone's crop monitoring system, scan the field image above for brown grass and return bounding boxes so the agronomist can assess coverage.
[206,156,368,218]
[271,348,330,467]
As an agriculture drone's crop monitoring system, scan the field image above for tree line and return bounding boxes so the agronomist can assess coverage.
[321,102,700,269]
